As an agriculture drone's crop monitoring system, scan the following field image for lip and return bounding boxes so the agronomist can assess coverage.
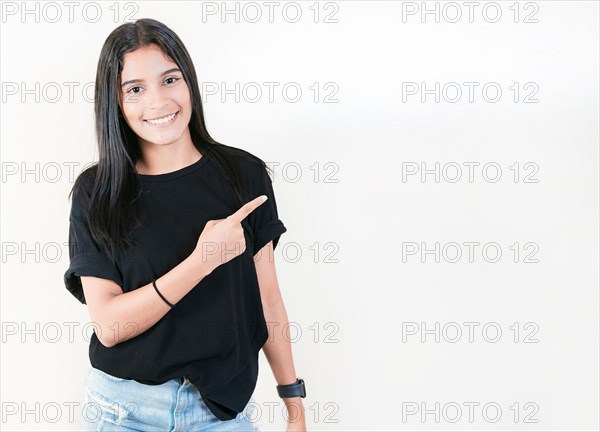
[144,110,179,126]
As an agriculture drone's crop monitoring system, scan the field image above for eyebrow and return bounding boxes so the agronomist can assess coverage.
[121,68,181,88]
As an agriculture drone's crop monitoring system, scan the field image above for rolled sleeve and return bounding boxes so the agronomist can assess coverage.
[64,173,123,305]
[245,160,287,254]
[64,215,124,305]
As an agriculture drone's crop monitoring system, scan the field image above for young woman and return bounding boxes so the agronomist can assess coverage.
[64,18,307,431]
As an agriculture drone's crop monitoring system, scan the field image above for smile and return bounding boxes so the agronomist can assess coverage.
[144,111,179,126]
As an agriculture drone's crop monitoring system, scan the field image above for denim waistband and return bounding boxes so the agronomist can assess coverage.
[81,367,260,431]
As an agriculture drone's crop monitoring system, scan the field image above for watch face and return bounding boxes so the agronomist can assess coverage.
[299,379,306,397]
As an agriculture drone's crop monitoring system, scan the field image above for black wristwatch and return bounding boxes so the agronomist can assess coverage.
[276,378,306,398]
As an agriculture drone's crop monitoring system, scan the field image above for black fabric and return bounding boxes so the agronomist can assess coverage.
[64,150,287,421]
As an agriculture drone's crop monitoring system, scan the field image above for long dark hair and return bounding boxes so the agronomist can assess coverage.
[68,18,269,263]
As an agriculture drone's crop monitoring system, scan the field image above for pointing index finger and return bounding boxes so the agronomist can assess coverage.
[228,195,268,223]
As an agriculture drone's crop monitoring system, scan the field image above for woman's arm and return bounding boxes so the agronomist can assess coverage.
[82,196,265,348]
[255,241,306,429]
[82,252,210,348]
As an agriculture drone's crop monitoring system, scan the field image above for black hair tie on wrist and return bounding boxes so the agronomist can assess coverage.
[153,279,174,308]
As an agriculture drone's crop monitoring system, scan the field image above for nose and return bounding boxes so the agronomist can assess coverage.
[147,88,170,112]
[148,101,169,115]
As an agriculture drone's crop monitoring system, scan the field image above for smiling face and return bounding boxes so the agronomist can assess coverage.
[118,44,192,151]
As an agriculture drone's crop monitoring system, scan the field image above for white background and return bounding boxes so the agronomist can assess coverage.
[1,1,598,430]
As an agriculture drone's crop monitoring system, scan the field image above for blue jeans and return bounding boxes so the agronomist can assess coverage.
[80,366,261,431]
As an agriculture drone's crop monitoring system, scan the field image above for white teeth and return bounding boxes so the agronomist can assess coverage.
[147,112,176,125]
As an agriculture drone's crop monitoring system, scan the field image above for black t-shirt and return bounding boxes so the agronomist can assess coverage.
[64,150,287,421]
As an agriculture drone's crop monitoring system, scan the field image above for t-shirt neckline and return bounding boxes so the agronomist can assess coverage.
[137,155,208,182]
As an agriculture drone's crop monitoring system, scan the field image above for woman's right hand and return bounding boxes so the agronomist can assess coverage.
[192,195,268,275]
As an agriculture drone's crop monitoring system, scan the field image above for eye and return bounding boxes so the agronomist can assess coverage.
[125,77,181,95]
[126,86,141,95]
